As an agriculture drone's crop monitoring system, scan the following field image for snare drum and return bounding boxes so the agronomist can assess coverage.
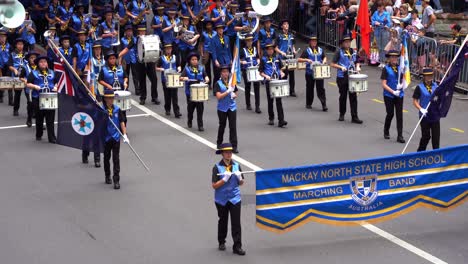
[166,72,184,88]
[269,79,290,98]
[190,83,209,102]
[115,90,132,111]
[0,77,15,90]
[297,62,307,70]
[312,64,331,79]
[39,92,58,110]
[287,59,297,70]
[349,74,368,93]
[246,66,262,82]
[137,35,161,63]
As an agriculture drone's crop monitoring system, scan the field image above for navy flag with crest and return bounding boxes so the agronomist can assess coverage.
[56,61,107,153]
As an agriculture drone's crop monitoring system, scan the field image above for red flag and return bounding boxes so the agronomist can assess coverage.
[208,0,216,11]
[356,1,371,57]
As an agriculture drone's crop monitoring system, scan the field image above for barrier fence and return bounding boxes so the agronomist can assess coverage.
[271,2,468,91]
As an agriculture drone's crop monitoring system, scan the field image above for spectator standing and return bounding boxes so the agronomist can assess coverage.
[421,0,437,38]
[372,2,392,67]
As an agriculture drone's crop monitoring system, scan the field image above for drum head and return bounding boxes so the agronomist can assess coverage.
[350,74,368,79]
[115,90,131,96]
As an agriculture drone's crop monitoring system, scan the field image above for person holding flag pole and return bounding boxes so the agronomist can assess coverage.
[402,35,468,154]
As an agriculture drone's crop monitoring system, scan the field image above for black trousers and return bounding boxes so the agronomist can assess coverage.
[204,53,213,89]
[124,62,140,94]
[24,92,34,123]
[265,81,285,122]
[162,82,180,114]
[34,98,56,141]
[215,201,242,249]
[217,109,237,148]
[13,89,22,112]
[417,119,440,152]
[384,96,403,137]
[82,150,100,162]
[104,139,120,182]
[178,48,192,70]
[284,70,296,94]
[136,62,158,101]
[186,95,204,127]
[213,65,221,88]
[242,70,260,108]
[337,76,358,116]
[305,74,326,107]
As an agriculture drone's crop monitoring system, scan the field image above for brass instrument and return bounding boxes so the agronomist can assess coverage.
[111,19,120,46]
[60,18,70,31]
[192,2,211,25]
[133,0,150,25]
[237,11,260,40]
[180,27,197,47]
[120,5,130,26]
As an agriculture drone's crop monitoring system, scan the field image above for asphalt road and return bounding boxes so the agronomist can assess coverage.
[0,43,467,264]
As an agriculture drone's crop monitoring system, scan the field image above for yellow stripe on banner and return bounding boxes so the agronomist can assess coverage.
[255,191,468,230]
[450,128,465,133]
[256,163,468,195]
[328,82,337,86]
[372,98,384,104]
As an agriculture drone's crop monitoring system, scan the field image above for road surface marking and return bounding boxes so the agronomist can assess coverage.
[372,98,384,104]
[132,99,448,264]
[328,82,337,86]
[450,128,465,133]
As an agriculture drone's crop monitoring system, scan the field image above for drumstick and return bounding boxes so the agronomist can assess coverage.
[217,170,257,176]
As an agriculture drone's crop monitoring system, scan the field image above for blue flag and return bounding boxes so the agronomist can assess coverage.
[56,61,108,153]
[427,43,468,122]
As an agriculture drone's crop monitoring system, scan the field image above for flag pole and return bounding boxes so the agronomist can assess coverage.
[401,35,468,154]
[45,33,151,172]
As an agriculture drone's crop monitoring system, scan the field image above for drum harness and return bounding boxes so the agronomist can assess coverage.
[112,66,121,90]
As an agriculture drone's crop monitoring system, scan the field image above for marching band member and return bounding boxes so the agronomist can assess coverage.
[88,14,102,42]
[126,0,151,26]
[259,41,287,127]
[26,56,58,143]
[211,0,227,23]
[381,50,405,143]
[215,65,239,153]
[20,51,39,127]
[156,43,182,118]
[58,35,74,65]
[151,5,166,41]
[70,2,87,41]
[101,89,128,190]
[46,0,61,28]
[91,41,105,97]
[299,35,328,111]
[17,12,36,52]
[210,22,232,88]
[225,1,239,54]
[120,25,139,95]
[275,18,297,97]
[115,0,130,27]
[72,29,91,78]
[180,52,209,131]
[99,8,118,53]
[8,38,27,116]
[135,25,159,105]
[31,0,49,44]
[177,15,200,69]
[46,25,59,62]
[98,51,129,123]
[235,4,258,47]
[212,143,245,255]
[162,7,181,56]
[330,34,363,124]
[413,68,439,152]
[240,34,261,113]
[57,0,74,35]
[0,29,11,104]
[200,18,216,90]
[258,16,275,57]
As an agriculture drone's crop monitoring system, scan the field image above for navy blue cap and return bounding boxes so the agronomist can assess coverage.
[25,51,40,60]
[105,51,117,60]
[14,38,26,44]
[216,143,233,154]
[186,52,200,62]
[34,55,50,65]
[59,35,70,42]
[308,35,318,40]
[386,50,400,57]
[262,16,272,23]
[103,89,115,97]
[422,68,434,75]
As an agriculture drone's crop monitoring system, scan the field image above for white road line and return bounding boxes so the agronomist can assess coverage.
[0,113,149,130]
[237,85,255,96]
[131,99,448,264]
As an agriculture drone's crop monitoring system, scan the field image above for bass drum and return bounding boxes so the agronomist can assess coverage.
[137,35,161,63]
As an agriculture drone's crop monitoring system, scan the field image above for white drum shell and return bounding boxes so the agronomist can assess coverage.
[39,92,58,110]
[138,35,161,63]
[297,62,307,70]
[190,83,209,102]
[115,90,132,111]
[246,66,262,82]
[269,80,290,98]
[166,73,184,88]
[349,74,368,93]
[312,65,331,79]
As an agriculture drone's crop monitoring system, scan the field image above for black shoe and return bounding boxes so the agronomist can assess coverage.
[175,112,182,118]
[26,120,32,127]
[82,156,89,164]
[198,126,204,132]
[306,105,312,109]
[135,91,141,96]
[397,136,406,143]
[246,105,252,110]
[187,120,192,128]
[95,161,101,168]
[322,106,328,112]
[36,137,42,141]
[139,99,145,105]
[233,247,246,256]
[233,148,239,154]
[255,108,261,114]
[165,111,170,116]
[338,114,345,121]
[114,182,120,189]
[351,117,363,124]
[105,177,112,184]
[384,134,390,139]
[49,139,56,144]
[290,93,297,97]
[268,120,274,126]
[153,99,160,105]
[278,121,288,128]
[0,97,3,103]
[218,243,226,251]
[13,110,18,116]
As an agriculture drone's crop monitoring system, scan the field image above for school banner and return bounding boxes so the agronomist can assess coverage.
[256,145,468,233]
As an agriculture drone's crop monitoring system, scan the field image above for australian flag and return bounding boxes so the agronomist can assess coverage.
[427,42,468,122]
[55,60,108,153]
